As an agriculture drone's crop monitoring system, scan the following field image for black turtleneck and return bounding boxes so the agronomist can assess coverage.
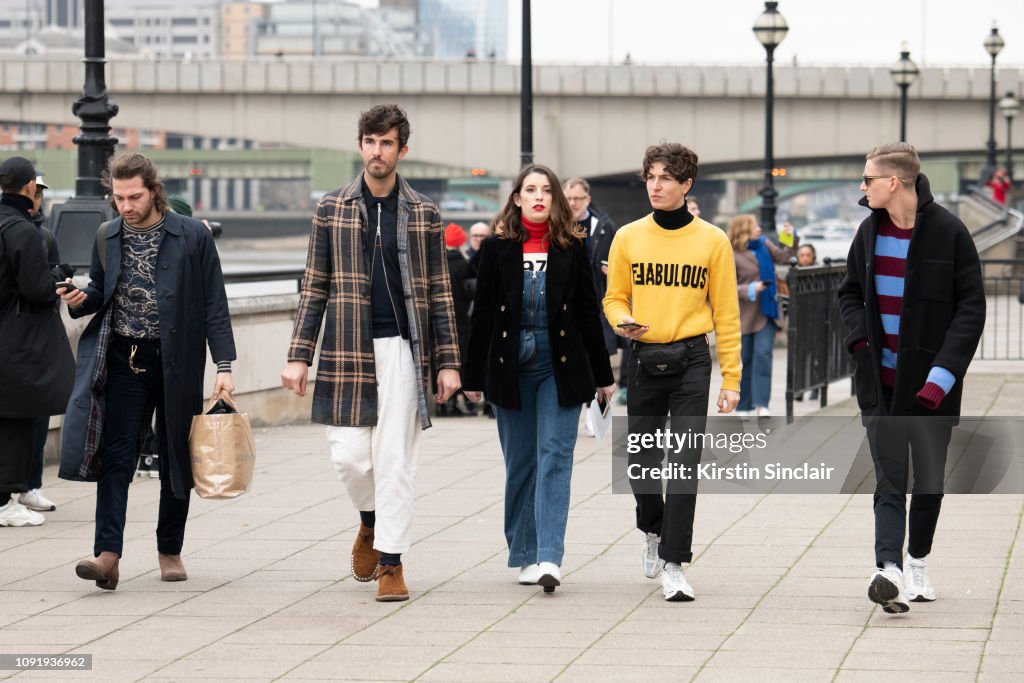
[652,203,694,231]
[0,192,34,219]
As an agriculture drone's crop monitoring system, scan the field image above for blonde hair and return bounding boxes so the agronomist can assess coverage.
[866,142,920,185]
[726,214,758,251]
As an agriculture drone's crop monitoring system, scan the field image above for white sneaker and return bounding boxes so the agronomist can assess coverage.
[661,562,694,601]
[18,489,56,512]
[868,568,909,614]
[734,409,753,419]
[0,500,45,527]
[642,532,664,578]
[905,556,936,602]
[537,562,561,593]
[756,406,771,418]
[517,564,541,585]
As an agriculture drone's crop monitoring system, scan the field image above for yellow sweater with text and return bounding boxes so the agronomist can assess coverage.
[603,214,741,392]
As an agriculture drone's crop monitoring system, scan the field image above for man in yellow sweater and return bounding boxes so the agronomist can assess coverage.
[604,142,741,602]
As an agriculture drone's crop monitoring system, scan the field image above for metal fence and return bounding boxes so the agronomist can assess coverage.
[783,259,854,420]
[977,259,1024,360]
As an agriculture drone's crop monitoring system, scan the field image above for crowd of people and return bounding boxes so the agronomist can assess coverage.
[0,105,987,617]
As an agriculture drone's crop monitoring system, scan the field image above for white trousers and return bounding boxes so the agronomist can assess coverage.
[326,336,422,554]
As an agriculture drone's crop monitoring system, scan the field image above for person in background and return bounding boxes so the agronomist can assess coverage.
[794,242,819,402]
[20,174,61,513]
[0,157,63,528]
[463,164,615,592]
[467,221,492,269]
[726,215,796,418]
[686,197,701,218]
[986,166,1011,205]
[439,223,474,417]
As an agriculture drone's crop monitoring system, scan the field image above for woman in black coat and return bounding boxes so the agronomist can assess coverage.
[463,165,615,591]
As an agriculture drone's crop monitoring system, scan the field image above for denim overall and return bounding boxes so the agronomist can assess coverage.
[493,258,582,568]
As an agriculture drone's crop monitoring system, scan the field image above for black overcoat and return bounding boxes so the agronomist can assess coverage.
[59,213,236,499]
[837,174,985,417]
[463,236,615,409]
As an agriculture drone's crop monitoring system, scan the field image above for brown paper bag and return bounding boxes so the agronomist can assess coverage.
[189,392,256,499]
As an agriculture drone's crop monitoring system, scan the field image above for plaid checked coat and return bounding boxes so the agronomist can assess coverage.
[288,174,461,429]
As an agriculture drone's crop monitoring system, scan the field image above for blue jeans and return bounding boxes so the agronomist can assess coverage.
[493,330,581,568]
[738,320,776,411]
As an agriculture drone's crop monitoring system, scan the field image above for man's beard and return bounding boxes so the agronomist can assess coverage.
[365,159,395,179]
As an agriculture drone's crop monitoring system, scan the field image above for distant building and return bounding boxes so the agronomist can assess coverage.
[254,0,422,58]
[0,122,165,152]
[418,0,508,60]
[221,2,267,58]
[106,3,220,58]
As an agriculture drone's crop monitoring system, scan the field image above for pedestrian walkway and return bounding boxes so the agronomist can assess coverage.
[1,373,1022,682]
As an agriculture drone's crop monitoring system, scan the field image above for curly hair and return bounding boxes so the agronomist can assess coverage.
[492,165,583,251]
[641,142,699,183]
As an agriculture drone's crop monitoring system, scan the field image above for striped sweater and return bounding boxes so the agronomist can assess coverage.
[870,217,955,408]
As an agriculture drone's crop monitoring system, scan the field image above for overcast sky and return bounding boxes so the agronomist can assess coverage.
[108,0,1024,67]
[504,0,1024,67]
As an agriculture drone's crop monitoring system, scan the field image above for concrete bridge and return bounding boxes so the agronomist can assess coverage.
[3,58,1023,178]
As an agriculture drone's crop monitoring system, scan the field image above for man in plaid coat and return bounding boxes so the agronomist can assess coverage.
[282,104,462,602]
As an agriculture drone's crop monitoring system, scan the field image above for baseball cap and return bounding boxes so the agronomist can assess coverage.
[0,156,36,189]
[35,175,48,190]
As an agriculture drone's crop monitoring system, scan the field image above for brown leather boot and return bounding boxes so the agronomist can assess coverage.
[375,563,409,602]
[351,523,380,582]
[76,551,120,590]
[158,553,188,581]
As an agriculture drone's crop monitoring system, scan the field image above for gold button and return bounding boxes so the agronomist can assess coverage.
[560,355,567,362]
[559,330,565,337]
[502,331,507,338]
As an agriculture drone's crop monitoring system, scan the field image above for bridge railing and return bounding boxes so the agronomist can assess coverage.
[783,258,854,420]
[978,259,1024,360]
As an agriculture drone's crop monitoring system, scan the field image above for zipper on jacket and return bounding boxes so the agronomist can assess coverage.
[373,202,404,330]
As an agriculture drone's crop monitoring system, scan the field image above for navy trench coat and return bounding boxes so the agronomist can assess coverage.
[59,212,235,500]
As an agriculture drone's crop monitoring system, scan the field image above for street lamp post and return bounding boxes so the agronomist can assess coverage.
[50,0,119,268]
[1000,91,1019,182]
[984,24,1005,172]
[520,0,533,168]
[753,1,788,233]
[889,43,919,143]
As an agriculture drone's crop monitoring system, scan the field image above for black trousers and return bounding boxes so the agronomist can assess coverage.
[94,335,189,557]
[0,417,34,497]
[866,415,952,570]
[626,337,712,564]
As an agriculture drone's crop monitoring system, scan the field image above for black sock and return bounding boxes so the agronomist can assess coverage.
[359,510,375,528]
[379,552,401,566]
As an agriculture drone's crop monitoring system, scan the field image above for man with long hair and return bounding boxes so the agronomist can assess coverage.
[603,143,741,601]
[60,152,236,590]
[281,104,461,602]
[839,142,984,614]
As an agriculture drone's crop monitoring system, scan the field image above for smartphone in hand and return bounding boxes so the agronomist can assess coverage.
[56,281,78,294]
[617,322,646,330]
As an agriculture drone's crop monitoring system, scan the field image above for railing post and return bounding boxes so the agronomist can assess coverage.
[785,257,797,423]
[820,257,832,408]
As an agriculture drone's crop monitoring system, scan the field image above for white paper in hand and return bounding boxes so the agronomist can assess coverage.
[588,396,613,441]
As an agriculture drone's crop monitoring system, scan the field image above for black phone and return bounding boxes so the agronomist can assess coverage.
[617,322,645,329]
[56,281,77,293]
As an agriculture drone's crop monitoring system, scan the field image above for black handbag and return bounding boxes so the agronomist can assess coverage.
[635,340,690,377]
